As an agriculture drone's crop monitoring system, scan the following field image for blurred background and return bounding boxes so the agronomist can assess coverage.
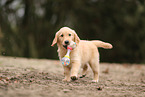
[0,0,145,63]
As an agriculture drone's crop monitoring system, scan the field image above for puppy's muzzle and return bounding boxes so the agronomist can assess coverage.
[63,40,69,49]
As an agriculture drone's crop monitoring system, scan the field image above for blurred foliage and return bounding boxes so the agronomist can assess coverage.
[0,0,145,63]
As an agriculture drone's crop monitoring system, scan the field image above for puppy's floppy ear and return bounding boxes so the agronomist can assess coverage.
[74,32,80,44]
[51,32,58,46]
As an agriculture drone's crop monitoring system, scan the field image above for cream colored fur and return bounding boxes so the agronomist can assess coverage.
[51,27,113,82]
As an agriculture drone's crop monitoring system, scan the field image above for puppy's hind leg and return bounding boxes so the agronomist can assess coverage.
[80,64,88,78]
[89,59,99,83]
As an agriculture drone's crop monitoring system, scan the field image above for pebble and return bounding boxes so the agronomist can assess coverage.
[63,89,70,93]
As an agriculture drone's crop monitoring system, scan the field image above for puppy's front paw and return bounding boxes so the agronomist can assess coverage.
[71,76,78,81]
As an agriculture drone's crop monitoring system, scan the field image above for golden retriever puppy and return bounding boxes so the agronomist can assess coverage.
[51,27,112,82]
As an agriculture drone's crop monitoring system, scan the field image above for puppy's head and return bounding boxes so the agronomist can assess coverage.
[51,27,80,49]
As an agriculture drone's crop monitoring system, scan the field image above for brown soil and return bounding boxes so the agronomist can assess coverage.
[0,56,145,97]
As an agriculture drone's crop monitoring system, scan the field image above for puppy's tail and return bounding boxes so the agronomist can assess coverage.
[91,40,113,49]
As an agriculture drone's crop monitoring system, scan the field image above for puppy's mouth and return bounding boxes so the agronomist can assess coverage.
[63,45,68,49]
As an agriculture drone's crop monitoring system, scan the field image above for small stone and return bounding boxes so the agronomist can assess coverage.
[63,89,70,93]
[97,87,102,91]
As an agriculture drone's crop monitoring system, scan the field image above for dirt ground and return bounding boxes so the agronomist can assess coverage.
[0,56,145,97]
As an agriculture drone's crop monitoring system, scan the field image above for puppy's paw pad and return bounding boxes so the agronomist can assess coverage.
[71,76,78,80]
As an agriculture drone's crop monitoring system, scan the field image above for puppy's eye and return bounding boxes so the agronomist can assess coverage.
[61,34,63,37]
[69,34,71,36]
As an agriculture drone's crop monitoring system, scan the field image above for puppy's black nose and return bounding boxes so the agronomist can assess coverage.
[65,40,69,44]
